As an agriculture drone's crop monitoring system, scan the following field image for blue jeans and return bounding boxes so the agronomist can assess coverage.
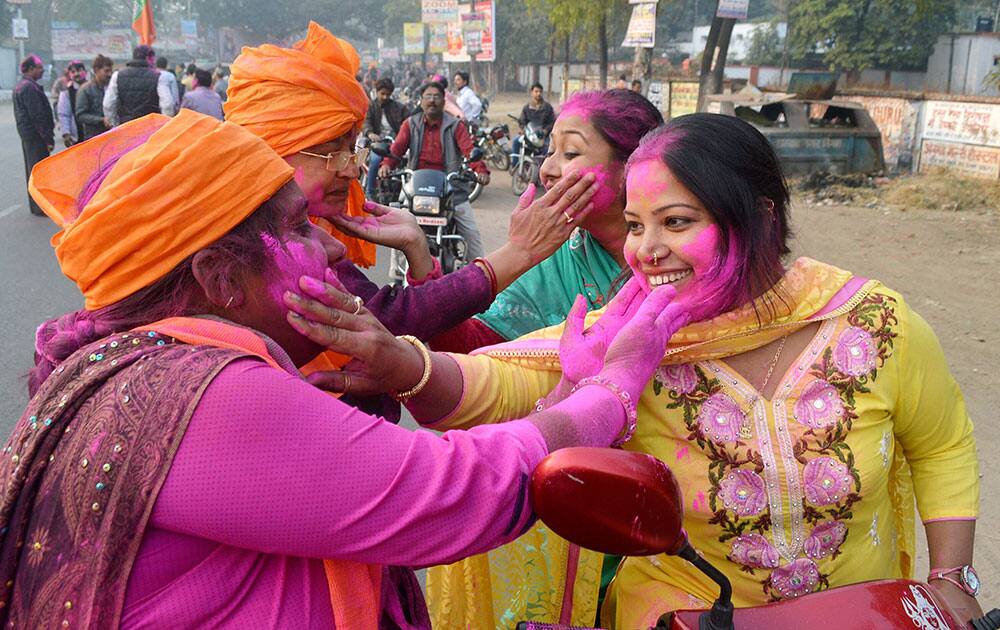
[365,153,383,197]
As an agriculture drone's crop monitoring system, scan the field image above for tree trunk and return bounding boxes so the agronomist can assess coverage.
[599,10,609,89]
[697,9,736,111]
[547,37,556,100]
[563,33,570,102]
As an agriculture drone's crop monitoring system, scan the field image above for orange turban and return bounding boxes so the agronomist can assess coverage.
[225,21,375,267]
[29,110,294,310]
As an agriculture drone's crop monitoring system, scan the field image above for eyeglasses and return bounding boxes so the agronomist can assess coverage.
[421,93,444,102]
[298,147,368,172]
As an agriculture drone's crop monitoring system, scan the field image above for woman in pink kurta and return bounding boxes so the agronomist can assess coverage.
[2,109,689,628]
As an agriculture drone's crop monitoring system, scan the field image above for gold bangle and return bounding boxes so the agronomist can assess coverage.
[393,335,432,402]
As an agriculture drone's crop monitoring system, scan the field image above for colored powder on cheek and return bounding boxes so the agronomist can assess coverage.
[681,225,722,278]
[624,247,651,294]
[577,164,620,212]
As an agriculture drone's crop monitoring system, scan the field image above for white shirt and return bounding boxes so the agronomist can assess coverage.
[456,85,482,121]
[102,68,177,127]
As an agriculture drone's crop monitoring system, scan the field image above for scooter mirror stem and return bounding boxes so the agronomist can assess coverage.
[676,543,734,630]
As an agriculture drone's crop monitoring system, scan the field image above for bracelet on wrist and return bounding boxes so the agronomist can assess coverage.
[569,376,638,448]
[405,256,442,286]
[392,335,433,402]
[472,257,498,297]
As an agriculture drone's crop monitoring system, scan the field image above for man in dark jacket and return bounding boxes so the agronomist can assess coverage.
[13,55,54,216]
[102,45,176,126]
[512,82,556,168]
[362,78,409,196]
[380,81,489,259]
[75,55,114,142]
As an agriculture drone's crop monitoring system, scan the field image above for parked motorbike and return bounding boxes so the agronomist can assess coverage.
[370,142,484,283]
[474,121,512,172]
[525,447,1000,630]
[508,114,546,196]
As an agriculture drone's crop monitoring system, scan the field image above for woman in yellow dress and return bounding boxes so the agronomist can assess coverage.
[394,113,982,627]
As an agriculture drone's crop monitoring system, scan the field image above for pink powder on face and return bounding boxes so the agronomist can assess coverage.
[261,232,328,314]
[676,225,746,322]
[576,163,621,213]
[625,159,670,205]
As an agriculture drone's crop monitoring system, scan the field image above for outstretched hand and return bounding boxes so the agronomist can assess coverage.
[598,285,690,402]
[328,199,425,251]
[558,278,644,385]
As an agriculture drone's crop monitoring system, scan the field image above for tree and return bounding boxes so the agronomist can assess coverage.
[526,0,625,88]
[745,21,783,65]
[789,0,958,83]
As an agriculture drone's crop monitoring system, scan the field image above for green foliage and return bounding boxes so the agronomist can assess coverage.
[789,0,958,73]
[745,21,783,65]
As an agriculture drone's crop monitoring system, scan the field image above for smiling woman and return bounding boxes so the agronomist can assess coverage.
[415,113,982,628]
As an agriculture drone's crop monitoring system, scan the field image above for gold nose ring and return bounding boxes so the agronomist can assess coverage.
[652,252,658,266]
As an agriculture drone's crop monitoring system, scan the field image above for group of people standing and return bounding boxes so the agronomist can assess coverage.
[3,19,984,630]
[14,47,228,216]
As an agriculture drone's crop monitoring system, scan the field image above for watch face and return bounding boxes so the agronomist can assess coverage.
[962,566,981,595]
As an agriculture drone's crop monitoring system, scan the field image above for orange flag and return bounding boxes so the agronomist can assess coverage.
[132,0,156,46]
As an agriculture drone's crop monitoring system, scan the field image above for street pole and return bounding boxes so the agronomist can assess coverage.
[17,7,24,61]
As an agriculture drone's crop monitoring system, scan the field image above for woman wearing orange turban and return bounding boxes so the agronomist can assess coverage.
[224,22,605,416]
[8,109,681,629]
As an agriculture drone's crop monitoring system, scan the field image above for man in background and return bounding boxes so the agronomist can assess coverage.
[180,68,224,120]
[452,71,482,121]
[75,55,114,142]
[103,45,176,126]
[13,55,53,216]
[156,55,180,109]
[362,77,409,196]
[56,60,87,147]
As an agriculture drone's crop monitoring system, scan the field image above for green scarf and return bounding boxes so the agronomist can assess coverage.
[477,229,622,340]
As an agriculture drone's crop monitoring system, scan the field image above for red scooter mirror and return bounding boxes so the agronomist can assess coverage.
[530,447,688,557]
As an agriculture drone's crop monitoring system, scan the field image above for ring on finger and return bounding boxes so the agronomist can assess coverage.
[343,373,351,392]
[351,295,363,315]
[563,210,574,224]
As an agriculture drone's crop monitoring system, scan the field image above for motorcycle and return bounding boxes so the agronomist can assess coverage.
[370,142,484,283]
[525,447,1000,630]
[508,114,546,196]
[476,122,512,172]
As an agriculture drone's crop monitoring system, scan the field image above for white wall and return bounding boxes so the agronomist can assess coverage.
[927,33,1000,97]
[0,48,17,90]
[691,22,787,61]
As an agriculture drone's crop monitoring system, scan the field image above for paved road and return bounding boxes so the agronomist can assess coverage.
[0,102,520,433]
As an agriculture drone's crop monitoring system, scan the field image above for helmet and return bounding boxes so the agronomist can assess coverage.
[525,122,545,148]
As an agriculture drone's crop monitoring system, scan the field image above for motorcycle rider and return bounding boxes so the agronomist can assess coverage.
[379,81,489,259]
[511,82,555,167]
[363,77,410,196]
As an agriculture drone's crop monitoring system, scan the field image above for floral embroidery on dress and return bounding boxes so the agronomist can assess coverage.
[657,364,699,395]
[802,457,852,505]
[697,393,746,444]
[793,379,844,429]
[719,469,768,517]
[654,292,900,602]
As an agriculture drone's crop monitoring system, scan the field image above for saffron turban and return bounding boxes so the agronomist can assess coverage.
[225,22,375,267]
[29,110,294,310]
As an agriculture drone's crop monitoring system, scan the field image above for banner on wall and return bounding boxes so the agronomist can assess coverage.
[428,23,448,54]
[443,0,495,62]
[422,0,459,24]
[403,22,425,55]
[622,1,657,48]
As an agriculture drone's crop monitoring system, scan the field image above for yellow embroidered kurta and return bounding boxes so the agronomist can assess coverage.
[425,259,979,629]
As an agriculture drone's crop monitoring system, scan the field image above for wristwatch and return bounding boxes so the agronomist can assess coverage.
[928,565,981,597]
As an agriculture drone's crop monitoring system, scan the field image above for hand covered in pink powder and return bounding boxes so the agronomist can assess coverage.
[558,278,644,385]
[329,200,426,252]
[598,285,690,402]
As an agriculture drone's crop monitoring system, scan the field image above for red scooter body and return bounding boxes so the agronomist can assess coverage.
[666,579,966,629]
[530,448,992,630]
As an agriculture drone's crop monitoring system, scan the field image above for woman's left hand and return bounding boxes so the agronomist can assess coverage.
[927,580,984,624]
[328,199,426,252]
